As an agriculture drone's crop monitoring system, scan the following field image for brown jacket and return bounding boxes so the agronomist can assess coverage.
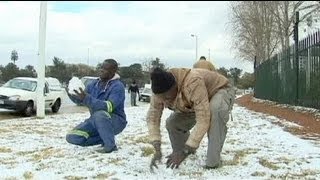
[193,60,216,71]
[146,68,229,148]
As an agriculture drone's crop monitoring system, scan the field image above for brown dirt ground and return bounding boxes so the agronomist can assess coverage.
[236,94,320,141]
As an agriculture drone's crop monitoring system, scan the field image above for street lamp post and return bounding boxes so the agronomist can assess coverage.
[36,1,47,118]
[87,48,89,66]
[191,34,198,61]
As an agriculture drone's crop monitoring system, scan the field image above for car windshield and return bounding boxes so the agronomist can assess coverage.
[142,88,152,94]
[2,79,37,92]
[46,78,62,91]
[48,84,62,91]
[81,77,98,87]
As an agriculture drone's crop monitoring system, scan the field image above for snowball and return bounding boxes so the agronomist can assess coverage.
[68,77,85,95]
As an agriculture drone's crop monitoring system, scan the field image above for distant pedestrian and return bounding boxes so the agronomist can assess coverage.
[128,80,140,106]
[193,56,216,71]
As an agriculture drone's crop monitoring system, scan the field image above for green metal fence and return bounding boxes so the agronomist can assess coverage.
[255,31,320,109]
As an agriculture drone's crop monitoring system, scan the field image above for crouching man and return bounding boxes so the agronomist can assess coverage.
[147,67,235,170]
[66,59,127,153]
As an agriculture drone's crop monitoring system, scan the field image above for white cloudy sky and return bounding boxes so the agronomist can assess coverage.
[0,1,254,73]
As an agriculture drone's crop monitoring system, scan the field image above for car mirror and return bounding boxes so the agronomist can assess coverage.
[43,85,49,94]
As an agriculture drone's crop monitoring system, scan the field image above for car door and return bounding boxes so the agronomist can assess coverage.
[44,82,55,108]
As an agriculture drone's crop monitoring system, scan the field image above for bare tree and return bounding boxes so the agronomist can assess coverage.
[228,1,278,64]
[267,1,320,50]
[142,57,154,73]
[228,1,320,64]
[142,57,167,73]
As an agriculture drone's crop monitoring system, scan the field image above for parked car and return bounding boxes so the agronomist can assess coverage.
[139,84,152,102]
[46,77,64,91]
[245,87,254,94]
[80,76,98,87]
[0,77,64,117]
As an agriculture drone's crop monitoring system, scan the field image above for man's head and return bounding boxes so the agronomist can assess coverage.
[150,68,178,106]
[99,59,118,81]
[199,56,206,61]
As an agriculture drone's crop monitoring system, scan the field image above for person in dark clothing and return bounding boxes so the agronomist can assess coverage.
[128,80,140,106]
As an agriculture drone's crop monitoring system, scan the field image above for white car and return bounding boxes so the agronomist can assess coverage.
[0,77,64,117]
[139,84,152,102]
[80,76,98,87]
[46,77,64,91]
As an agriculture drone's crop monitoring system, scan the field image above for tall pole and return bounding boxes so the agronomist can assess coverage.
[196,35,198,61]
[254,55,257,97]
[87,48,89,66]
[191,34,198,61]
[208,48,210,60]
[36,1,47,118]
[294,11,299,105]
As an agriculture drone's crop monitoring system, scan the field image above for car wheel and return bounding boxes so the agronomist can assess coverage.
[23,101,34,117]
[52,99,61,113]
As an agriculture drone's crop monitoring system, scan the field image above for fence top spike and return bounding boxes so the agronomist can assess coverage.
[313,33,315,45]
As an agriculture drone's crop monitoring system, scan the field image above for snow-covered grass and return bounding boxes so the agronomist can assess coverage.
[0,104,320,179]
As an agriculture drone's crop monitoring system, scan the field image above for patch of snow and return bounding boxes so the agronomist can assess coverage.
[0,104,319,179]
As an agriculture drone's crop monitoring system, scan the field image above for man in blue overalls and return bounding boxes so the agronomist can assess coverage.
[66,59,127,153]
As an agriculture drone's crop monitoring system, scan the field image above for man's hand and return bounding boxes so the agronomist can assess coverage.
[165,151,187,169]
[150,141,162,172]
[74,87,87,101]
[165,145,196,169]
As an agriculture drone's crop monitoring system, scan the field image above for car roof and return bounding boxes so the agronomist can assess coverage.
[81,76,98,79]
[13,77,60,83]
[144,84,151,89]
[46,78,62,86]
[14,77,37,82]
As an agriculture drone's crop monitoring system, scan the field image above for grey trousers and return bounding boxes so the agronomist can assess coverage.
[166,86,235,167]
[130,92,137,106]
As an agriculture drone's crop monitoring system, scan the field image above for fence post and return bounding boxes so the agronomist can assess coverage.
[294,11,300,105]
[307,47,311,92]
[254,56,257,97]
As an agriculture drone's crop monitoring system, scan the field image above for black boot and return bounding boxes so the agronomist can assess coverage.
[96,146,118,153]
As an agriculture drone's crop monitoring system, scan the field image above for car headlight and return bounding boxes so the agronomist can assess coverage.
[9,95,21,101]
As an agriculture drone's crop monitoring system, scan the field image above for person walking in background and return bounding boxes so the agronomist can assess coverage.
[128,80,140,106]
[193,56,216,71]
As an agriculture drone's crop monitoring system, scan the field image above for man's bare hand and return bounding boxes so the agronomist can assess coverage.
[74,87,87,101]
[150,141,162,172]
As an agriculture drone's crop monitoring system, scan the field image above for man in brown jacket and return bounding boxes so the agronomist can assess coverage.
[147,67,235,170]
[193,56,216,71]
